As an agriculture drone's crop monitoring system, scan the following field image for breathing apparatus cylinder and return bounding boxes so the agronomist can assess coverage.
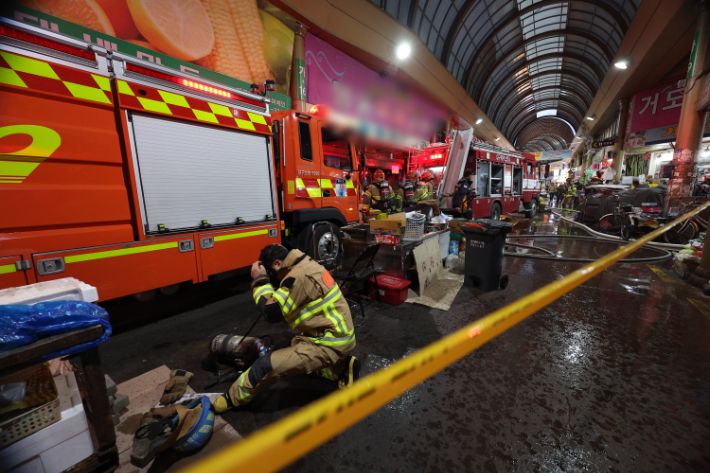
[379,180,391,211]
[404,182,415,206]
[209,334,268,359]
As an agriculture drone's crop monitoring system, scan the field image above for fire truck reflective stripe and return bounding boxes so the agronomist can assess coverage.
[117,80,135,96]
[92,74,111,91]
[0,51,59,79]
[0,180,22,183]
[213,229,269,242]
[158,89,190,108]
[288,181,295,194]
[137,97,172,114]
[0,67,27,87]
[318,179,333,189]
[63,81,111,104]
[0,263,17,275]
[247,112,268,125]
[346,180,355,189]
[209,102,232,117]
[307,188,320,198]
[235,118,256,131]
[0,52,112,105]
[193,109,218,123]
[64,241,178,264]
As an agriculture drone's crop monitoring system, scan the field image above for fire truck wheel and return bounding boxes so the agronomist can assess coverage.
[133,289,157,302]
[159,284,180,296]
[307,223,343,266]
[489,203,502,220]
[524,199,538,218]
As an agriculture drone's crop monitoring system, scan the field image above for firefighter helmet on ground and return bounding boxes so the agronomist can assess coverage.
[373,169,386,183]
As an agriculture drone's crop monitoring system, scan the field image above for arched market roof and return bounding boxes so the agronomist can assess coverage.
[368,0,640,148]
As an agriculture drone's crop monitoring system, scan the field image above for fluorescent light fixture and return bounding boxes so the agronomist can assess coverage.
[396,44,411,59]
[586,115,595,120]
[614,60,628,69]
[475,118,483,125]
[495,137,500,141]
[536,109,557,118]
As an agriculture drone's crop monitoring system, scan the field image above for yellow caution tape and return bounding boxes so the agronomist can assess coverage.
[179,201,710,473]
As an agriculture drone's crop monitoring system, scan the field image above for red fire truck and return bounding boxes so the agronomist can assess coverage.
[0,19,359,301]
[464,141,541,219]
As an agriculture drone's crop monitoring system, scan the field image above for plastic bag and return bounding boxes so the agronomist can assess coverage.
[0,382,26,408]
[444,254,459,269]
[0,301,112,360]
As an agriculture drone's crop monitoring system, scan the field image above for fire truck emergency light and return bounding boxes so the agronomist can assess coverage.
[124,62,266,108]
[182,79,231,98]
[0,25,95,60]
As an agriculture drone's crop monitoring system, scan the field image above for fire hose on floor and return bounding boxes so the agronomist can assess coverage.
[178,200,710,473]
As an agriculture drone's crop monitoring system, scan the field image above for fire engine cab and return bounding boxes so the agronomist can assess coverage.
[464,141,541,219]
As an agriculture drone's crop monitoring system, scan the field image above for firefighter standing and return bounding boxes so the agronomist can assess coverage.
[562,180,576,210]
[362,169,396,218]
[398,170,430,208]
[214,244,359,413]
[420,170,436,195]
[452,168,474,213]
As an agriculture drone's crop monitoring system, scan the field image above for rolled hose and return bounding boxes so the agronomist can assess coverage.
[503,234,674,263]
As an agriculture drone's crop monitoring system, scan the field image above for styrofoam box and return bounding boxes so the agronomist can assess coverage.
[0,278,98,305]
[0,371,95,473]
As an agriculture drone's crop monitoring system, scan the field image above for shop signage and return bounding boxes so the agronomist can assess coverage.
[304,33,447,143]
[628,83,685,134]
[534,150,572,161]
[592,139,615,148]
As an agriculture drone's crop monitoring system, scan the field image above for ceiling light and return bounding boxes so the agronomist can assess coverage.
[495,137,500,141]
[475,118,483,125]
[614,59,628,69]
[586,115,595,120]
[396,44,411,59]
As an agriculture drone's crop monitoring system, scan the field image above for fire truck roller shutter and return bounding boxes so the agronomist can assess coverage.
[129,113,276,233]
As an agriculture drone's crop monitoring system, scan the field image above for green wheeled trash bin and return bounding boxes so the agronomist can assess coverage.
[461,218,513,292]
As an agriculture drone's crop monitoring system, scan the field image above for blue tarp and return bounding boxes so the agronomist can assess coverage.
[0,301,112,360]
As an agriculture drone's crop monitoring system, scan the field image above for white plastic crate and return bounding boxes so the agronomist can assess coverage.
[0,372,94,473]
[0,278,98,305]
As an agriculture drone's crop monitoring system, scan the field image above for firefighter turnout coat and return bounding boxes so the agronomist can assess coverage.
[227,250,355,405]
[363,183,396,216]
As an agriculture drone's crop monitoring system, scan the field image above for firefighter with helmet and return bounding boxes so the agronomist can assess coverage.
[398,170,430,208]
[362,169,396,218]
[420,170,436,195]
[452,168,474,215]
[214,244,359,413]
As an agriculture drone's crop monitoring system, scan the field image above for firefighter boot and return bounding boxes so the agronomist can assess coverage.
[213,394,235,414]
[338,356,361,389]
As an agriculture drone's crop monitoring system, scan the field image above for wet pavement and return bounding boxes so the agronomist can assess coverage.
[100,213,710,472]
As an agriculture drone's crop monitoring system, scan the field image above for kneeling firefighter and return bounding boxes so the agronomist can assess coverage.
[362,169,396,218]
[398,170,430,208]
[214,244,359,413]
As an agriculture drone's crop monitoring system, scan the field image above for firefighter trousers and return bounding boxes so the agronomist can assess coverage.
[562,196,575,209]
[227,335,350,406]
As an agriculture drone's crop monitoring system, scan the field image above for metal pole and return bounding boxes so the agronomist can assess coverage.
[678,1,710,287]
[290,22,308,113]
[670,0,710,197]
[612,99,629,183]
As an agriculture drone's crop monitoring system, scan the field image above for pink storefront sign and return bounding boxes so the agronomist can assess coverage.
[628,83,685,134]
[304,33,448,142]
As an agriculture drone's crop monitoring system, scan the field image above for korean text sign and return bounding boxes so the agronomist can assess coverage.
[629,84,685,134]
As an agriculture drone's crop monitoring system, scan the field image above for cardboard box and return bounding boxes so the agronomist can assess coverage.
[369,213,407,235]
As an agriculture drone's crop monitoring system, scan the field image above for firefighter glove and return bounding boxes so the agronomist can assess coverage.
[159,369,194,405]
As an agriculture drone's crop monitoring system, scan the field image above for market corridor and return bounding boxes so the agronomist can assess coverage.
[100,214,710,472]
